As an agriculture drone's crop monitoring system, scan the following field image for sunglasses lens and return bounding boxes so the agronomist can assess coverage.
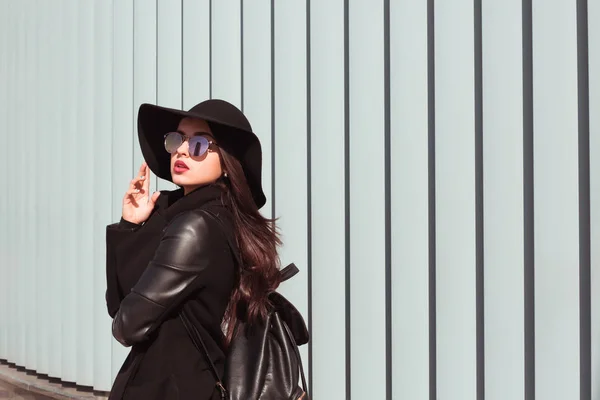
[188,136,209,157]
[164,132,183,153]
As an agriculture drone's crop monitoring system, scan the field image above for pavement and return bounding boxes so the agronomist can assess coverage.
[0,380,54,399]
[0,362,107,400]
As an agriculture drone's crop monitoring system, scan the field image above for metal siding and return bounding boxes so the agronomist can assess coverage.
[16,1,27,369]
[92,0,115,390]
[110,0,136,381]
[61,0,78,381]
[182,0,211,111]
[348,1,387,398]
[532,0,581,398]
[0,2,596,397]
[309,0,346,398]
[211,0,241,107]
[0,0,8,363]
[482,1,526,399]
[35,0,51,375]
[24,0,38,372]
[390,0,431,398]
[590,0,600,397]
[434,0,477,398]
[242,0,273,219]
[75,0,97,386]
[47,2,64,379]
[8,0,15,352]
[273,0,310,377]
[156,0,181,192]
[132,0,157,181]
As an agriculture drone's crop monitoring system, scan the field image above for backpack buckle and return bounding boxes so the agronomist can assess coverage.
[216,381,228,399]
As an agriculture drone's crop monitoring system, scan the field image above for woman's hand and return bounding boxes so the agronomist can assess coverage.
[122,162,161,225]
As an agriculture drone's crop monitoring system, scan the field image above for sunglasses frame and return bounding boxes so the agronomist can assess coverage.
[163,132,215,157]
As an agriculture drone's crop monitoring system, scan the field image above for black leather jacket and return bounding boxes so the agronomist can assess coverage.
[112,208,231,346]
[106,185,236,400]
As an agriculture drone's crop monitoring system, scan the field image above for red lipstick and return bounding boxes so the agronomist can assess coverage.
[173,160,189,174]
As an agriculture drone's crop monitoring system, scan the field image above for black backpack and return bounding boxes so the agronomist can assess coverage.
[179,209,310,400]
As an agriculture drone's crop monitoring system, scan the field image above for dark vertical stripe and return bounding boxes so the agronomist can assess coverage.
[305,0,313,396]
[270,0,275,219]
[181,0,184,107]
[155,0,158,106]
[383,0,392,399]
[209,0,212,99]
[427,0,437,399]
[155,0,159,189]
[474,0,485,399]
[522,0,535,398]
[344,0,351,398]
[577,0,591,399]
[132,0,135,176]
[240,0,244,112]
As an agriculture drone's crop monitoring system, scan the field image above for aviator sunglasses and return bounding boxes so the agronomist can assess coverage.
[163,132,215,157]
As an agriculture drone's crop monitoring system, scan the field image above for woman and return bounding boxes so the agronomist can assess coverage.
[105,99,281,399]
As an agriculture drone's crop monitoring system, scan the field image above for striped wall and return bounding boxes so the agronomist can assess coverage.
[0,1,599,400]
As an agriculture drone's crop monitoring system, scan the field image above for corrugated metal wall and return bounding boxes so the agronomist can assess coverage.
[0,0,115,389]
[0,1,599,400]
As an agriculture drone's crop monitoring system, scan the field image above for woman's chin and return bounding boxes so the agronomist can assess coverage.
[172,175,220,191]
[171,176,187,187]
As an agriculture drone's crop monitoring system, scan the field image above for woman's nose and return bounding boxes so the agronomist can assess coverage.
[176,140,189,156]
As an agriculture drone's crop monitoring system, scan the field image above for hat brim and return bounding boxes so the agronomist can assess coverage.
[137,102,267,209]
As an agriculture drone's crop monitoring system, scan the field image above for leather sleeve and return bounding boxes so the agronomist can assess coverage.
[111,210,232,347]
[105,221,141,318]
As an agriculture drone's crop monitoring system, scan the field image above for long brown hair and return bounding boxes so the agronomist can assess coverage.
[215,147,282,346]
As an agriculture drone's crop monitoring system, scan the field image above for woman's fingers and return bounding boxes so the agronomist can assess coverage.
[142,164,150,193]
[130,163,147,191]
[126,193,139,208]
[124,162,151,205]
[137,162,147,178]
[129,179,142,193]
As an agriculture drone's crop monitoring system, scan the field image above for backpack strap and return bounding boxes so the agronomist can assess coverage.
[179,310,227,399]
[282,316,309,394]
[179,208,299,395]
[184,207,306,399]
[280,263,299,282]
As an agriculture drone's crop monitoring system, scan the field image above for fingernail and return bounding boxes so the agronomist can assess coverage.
[140,176,145,179]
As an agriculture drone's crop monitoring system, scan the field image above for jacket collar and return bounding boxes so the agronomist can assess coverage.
[154,184,225,222]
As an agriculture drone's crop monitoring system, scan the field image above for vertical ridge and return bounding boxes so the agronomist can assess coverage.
[180,0,183,107]
[155,0,158,105]
[270,0,276,219]
[305,0,313,396]
[155,0,159,190]
[209,0,212,99]
[427,0,437,398]
[577,0,591,399]
[344,0,351,398]
[522,0,535,398]
[383,0,392,399]
[131,0,135,176]
[474,0,485,398]
[240,0,244,112]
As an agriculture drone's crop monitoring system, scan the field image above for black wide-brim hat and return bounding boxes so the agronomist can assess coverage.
[137,99,266,209]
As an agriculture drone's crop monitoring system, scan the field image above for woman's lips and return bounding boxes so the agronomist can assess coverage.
[173,160,189,174]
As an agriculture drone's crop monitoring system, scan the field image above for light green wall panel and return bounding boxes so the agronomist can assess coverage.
[0,1,597,398]
[482,1,525,399]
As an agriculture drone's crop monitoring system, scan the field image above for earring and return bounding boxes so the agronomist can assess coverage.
[223,172,228,178]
